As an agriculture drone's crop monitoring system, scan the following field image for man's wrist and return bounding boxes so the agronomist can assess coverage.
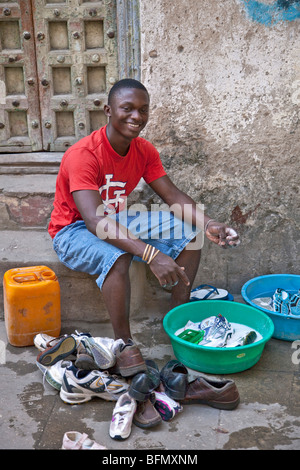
[204,219,215,232]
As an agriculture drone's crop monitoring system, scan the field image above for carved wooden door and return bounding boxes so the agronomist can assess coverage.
[0,0,118,152]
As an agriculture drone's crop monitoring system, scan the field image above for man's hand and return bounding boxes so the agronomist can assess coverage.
[205,220,240,248]
[148,251,190,289]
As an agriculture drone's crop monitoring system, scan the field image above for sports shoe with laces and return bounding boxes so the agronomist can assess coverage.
[60,364,129,404]
[199,314,233,347]
[75,333,117,370]
[109,392,137,440]
[36,360,72,390]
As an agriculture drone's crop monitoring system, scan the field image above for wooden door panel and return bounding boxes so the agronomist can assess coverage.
[32,0,118,151]
[0,0,42,152]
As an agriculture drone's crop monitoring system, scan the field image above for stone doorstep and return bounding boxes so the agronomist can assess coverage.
[0,173,149,230]
[0,152,63,175]
[0,230,151,324]
[0,174,57,230]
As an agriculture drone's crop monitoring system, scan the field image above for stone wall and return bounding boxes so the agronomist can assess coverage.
[139,0,300,293]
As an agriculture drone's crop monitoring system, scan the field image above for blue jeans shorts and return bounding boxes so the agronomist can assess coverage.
[52,210,201,290]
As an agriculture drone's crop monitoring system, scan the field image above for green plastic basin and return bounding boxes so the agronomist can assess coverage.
[163,300,274,374]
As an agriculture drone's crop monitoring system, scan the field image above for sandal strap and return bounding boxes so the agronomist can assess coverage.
[46,334,67,348]
[194,284,219,299]
[74,433,89,449]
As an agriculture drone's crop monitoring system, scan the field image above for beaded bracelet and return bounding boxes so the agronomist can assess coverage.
[204,219,215,232]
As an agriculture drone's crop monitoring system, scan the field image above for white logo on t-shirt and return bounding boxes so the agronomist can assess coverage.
[99,174,126,214]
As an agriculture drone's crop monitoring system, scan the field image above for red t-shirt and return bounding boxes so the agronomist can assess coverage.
[48,125,166,238]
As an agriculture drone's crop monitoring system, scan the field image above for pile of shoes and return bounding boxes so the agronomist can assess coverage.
[34,331,240,443]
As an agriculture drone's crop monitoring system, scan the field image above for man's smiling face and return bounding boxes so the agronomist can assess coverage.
[105,87,150,142]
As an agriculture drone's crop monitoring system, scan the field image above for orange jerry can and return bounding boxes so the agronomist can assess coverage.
[3,266,61,347]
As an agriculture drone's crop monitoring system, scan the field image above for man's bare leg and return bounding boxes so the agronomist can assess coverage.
[101,253,133,342]
[170,245,201,310]
[101,253,147,376]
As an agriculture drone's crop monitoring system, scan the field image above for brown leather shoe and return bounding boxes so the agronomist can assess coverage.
[133,398,162,428]
[115,339,147,377]
[181,376,240,410]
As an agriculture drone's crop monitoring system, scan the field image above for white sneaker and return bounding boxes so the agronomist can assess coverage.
[109,392,137,440]
[60,364,129,404]
[200,314,234,347]
[34,333,67,351]
[154,391,183,421]
[36,360,72,390]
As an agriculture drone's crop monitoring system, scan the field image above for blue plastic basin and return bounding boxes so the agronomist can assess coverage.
[241,274,300,341]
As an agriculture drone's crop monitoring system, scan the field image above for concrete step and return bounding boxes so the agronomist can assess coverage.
[0,174,57,230]
[0,152,62,175]
[0,230,154,323]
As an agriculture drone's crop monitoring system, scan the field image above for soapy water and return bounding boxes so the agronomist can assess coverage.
[175,318,262,348]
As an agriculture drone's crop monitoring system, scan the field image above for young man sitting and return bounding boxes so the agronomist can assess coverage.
[48,79,240,376]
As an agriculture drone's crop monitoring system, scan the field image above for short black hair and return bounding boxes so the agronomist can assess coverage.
[107,78,149,104]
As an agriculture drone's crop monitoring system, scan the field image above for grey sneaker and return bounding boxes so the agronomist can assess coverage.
[78,334,116,369]
[200,314,234,347]
[75,341,99,370]
[36,360,72,390]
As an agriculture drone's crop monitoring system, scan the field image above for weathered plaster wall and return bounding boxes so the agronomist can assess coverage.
[139,0,300,292]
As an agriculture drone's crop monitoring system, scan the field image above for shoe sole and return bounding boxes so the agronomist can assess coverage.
[109,423,134,440]
[37,336,76,366]
[60,387,118,405]
[109,430,131,441]
[45,373,62,391]
[36,360,63,390]
[154,400,176,421]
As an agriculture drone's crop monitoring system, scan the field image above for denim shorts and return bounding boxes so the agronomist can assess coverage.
[53,210,201,290]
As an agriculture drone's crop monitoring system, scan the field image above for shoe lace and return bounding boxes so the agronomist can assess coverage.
[112,403,133,427]
[39,365,58,395]
[94,370,122,397]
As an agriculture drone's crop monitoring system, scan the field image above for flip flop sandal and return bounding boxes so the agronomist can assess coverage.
[190,284,229,301]
[37,335,77,366]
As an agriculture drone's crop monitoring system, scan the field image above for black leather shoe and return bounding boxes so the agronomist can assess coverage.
[128,359,160,402]
[160,359,188,400]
